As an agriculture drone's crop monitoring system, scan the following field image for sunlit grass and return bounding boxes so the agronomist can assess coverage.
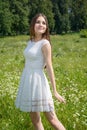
[0,33,87,130]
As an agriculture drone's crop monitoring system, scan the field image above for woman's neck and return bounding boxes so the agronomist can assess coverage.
[34,35,42,42]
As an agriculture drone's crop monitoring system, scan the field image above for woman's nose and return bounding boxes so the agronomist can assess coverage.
[39,22,43,26]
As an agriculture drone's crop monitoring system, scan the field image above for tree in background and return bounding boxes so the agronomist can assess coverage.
[51,0,70,34]
[70,0,87,31]
[9,0,29,35]
[0,0,13,35]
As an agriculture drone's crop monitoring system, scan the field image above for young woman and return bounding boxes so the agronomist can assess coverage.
[15,13,66,130]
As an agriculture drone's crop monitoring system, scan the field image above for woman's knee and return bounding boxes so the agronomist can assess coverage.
[30,112,41,125]
[44,111,56,121]
[44,111,66,130]
[44,111,58,126]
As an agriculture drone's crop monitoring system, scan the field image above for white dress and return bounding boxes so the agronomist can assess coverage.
[15,39,54,112]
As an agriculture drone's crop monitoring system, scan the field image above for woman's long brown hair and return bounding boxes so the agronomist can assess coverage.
[30,13,50,42]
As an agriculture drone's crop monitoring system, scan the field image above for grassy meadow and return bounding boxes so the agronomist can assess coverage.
[0,33,87,130]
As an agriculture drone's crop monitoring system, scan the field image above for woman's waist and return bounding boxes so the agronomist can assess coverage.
[24,61,44,70]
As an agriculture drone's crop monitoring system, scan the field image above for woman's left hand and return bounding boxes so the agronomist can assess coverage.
[54,91,66,104]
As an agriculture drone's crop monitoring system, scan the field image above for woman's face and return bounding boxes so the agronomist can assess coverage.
[34,16,47,36]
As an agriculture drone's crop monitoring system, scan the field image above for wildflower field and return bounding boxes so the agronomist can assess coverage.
[0,33,87,130]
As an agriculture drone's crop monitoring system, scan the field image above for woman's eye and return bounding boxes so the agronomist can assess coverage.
[42,22,46,25]
[36,21,40,24]
[35,21,46,25]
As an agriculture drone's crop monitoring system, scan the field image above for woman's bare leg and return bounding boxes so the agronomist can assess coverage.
[44,111,66,130]
[30,112,44,130]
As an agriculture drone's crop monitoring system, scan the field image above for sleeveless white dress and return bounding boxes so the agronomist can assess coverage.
[15,39,54,112]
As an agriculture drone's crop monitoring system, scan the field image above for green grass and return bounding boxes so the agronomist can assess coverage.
[0,33,87,130]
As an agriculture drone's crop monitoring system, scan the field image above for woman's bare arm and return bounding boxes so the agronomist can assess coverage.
[42,43,66,103]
